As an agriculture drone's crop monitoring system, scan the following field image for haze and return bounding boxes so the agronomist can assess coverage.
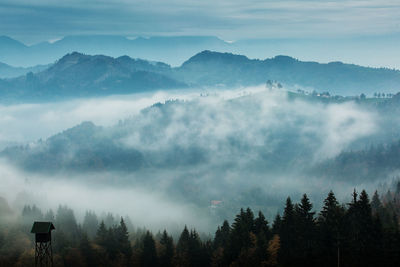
[1,86,396,232]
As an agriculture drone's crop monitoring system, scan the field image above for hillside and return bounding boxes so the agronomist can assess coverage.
[176,51,400,95]
[0,52,185,102]
[1,51,400,102]
[0,61,50,78]
[2,90,396,174]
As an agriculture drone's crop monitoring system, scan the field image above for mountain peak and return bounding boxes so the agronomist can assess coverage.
[53,52,90,69]
[53,52,117,70]
[116,55,133,61]
[182,50,250,66]
[0,36,27,48]
[271,55,297,63]
[58,51,88,61]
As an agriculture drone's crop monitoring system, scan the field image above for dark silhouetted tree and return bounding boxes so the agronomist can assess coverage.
[116,217,132,264]
[159,230,174,267]
[141,231,158,267]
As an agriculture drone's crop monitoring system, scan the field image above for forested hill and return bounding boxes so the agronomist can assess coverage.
[176,51,400,94]
[313,140,400,182]
[4,90,400,176]
[0,92,361,173]
[1,51,400,102]
[0,52,185,102]
[0,35,230,67]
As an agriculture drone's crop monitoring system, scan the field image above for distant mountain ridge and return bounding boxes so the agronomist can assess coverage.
[0,52,185,101]
[0,35,230,67]
[2,34,400,70]
[1,50,400,102]
[0,61,51,79]
[0,36,27,51]
[177,51,400,94]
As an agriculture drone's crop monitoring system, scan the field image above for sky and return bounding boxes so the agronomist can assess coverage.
[1,0,399,44]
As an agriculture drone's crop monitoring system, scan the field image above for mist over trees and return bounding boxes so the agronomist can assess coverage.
[1,46,400,266]
[1,0,400,265]
[2,89,400,230]
[1,185,399,266]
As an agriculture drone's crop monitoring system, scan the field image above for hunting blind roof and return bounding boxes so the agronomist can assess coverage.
[31,222,55,234]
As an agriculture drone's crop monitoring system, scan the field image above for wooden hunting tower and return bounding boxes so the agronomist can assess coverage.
[31,221,55,267]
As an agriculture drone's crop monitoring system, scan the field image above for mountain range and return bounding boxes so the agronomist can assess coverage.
[0,52,185,101]
[0,61,50,79]
[176,51,400,95]
[1,50,400,102]
[2,34,400,70]
[0,35,230,67]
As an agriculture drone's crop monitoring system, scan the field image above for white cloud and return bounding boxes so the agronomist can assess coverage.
[1,0,399,42]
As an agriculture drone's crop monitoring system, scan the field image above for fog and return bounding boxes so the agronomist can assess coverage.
[0,87,265,146]
[0,85,394,232]
[0,160,215,233]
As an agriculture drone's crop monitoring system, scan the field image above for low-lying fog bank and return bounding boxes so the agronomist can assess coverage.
[1,85,399,232]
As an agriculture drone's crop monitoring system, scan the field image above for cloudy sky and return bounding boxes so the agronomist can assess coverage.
[1,0,399,44]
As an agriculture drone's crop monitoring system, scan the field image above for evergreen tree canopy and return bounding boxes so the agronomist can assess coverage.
[141,231,158,267]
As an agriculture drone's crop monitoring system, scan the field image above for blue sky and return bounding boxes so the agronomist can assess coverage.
[1,0,399,44]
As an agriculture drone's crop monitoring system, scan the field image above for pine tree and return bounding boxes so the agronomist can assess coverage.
[344,189,375,266]
[213,220,230,266]
[220,220,231,248]
[159,230,174,267]
[55,205,79,244]
[254,211,271,263]
[105,226,118,260]
[297,194,315,222]
[371,190,382,215]
[254,211,270,237]
[188,229,204,267]
[141,231,158,267]
[214,226,223,249]
[317,191,344,267]
[116,217,132,263]
[357,190,375,266]
[295,194,316,265]
[79,232,96,267]
[225,208,256,264]
[272,213,282,234]
[177,225,190,253]
[96,220,108,246]
[279,197,296,266]
[176,225,191,266]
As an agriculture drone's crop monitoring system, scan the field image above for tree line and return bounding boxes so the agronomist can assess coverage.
[0,186,399,266]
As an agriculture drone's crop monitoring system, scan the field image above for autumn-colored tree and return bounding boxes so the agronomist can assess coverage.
[263,234,280,266]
